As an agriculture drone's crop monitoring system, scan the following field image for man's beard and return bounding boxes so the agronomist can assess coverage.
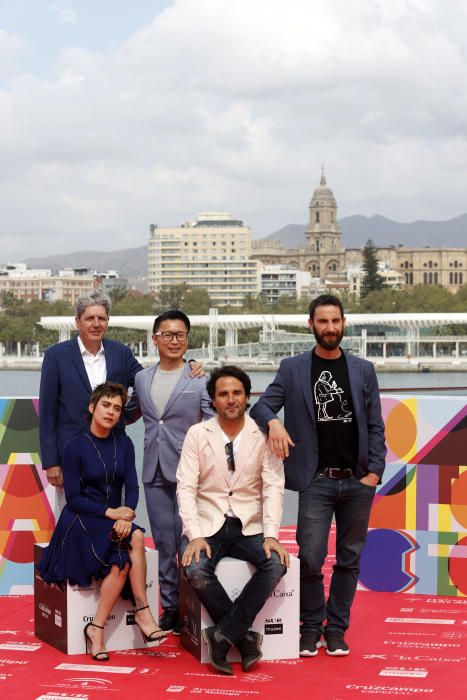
[312,327,344,351]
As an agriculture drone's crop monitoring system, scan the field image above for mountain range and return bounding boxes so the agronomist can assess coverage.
[266,213,467,249]
[20,213,467,283]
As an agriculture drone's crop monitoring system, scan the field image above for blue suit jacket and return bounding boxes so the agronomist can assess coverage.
[131,362,213,485]
[249,350,387,492]
[39,336,142,468]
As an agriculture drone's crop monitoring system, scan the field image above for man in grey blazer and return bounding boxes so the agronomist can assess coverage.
[250,294,386,658]
[131,309,213,633]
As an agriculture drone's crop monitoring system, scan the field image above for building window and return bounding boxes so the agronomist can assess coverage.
[316,212,320,223]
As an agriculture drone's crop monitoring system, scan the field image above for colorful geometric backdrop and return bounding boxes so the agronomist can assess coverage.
[0,395,466,596]
[360,396,467,597]
[0,398,54,594]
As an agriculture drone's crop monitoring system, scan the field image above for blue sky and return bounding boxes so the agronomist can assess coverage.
[1,1,171,76]
[1,0,467,262]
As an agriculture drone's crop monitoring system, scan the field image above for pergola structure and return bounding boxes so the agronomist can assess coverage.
[39,312,467,362]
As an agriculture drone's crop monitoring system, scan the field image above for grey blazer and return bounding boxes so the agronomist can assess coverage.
[132,362,213,484]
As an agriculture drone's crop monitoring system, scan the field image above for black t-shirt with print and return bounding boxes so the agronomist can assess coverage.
[310,350,359,471]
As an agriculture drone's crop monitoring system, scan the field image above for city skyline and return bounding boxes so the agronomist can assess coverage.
[1,1,467,262]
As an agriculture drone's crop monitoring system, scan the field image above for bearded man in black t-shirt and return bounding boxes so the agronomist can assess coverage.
[250,294,386,658]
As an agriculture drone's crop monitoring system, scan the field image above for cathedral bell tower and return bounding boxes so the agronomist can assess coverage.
[305,169,344,278]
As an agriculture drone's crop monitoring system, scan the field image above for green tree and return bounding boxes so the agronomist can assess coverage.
[361,240,384,298]
[154,284,211,316]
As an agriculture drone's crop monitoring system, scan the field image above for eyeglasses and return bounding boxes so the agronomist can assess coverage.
[154,331,189,342]
[225,441,235,472]
[109,530,133,550]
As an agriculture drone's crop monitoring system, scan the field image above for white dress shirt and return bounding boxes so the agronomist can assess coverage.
[77,336,107,389]
[221,429,243,518]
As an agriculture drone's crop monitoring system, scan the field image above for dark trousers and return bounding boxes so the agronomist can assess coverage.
[181,517,287,645]
[144,466,182,610]
[297,473,376,634]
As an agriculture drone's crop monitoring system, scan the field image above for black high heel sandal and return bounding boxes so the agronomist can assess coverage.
[84,622,109,661]
[134,605,167,643]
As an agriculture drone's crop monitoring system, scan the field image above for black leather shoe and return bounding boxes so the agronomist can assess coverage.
[172,617,182,636]
[159,608,179,633]
[202,626,233,675]
[237,631,263,671]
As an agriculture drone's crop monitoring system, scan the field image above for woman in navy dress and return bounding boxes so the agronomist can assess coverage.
[39,381,166,661]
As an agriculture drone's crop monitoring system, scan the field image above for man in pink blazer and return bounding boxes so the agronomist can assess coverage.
[177,366,289,676]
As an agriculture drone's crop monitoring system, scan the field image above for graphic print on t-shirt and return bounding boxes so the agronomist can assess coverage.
[313,370,352,422]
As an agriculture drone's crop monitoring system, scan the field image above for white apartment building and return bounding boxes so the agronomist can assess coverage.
[260,265,318,303]
[347,262,403,298]
[148,212,260,306]
[0,264,96,304]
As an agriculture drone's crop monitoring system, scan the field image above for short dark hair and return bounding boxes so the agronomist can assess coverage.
[206,365,251,411]
[153,309,191,334]
[309,294,344,321]
[86,381,128,422]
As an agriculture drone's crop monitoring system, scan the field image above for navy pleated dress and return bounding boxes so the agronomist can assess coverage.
[39,429,144,592]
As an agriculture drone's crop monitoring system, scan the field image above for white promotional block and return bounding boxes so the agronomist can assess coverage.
[34,544,159,655]
[180,555,299,662]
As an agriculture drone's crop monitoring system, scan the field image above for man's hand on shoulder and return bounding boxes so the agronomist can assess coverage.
[263,537,290,567]
[181,537,211,567]
[46,466,63,488]
[268,418,295,459]
[188,359,205,378]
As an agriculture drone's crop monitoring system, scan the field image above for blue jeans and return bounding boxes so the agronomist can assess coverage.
[181,517,287,645]
[297,473,376,634]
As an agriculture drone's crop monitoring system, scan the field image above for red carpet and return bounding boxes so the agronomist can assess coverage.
[1,526,465,699]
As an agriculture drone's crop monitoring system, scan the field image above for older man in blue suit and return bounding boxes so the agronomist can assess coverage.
[130,309,213,634]
[250,294,386,658]
[39,290,142,489]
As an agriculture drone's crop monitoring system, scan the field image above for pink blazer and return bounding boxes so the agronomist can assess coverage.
[176,415,284,542]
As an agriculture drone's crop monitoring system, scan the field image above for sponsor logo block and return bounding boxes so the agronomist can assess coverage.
[54,663,135,674]
[379,667,429,678]
[385,617,455,625]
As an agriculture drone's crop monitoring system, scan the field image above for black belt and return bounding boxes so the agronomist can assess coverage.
[319,467,353,479]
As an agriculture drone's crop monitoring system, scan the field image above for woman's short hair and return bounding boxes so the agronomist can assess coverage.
[75,291,111,319]
[86,382,128,422]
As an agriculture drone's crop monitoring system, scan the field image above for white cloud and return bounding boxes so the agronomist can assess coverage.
[47,1,78,25]
[1,0,467,262]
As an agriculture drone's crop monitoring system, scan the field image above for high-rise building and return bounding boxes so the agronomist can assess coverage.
[148,212,260,306]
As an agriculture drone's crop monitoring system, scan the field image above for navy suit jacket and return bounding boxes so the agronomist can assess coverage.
[249,349,387,492]
[39,336,142,468]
